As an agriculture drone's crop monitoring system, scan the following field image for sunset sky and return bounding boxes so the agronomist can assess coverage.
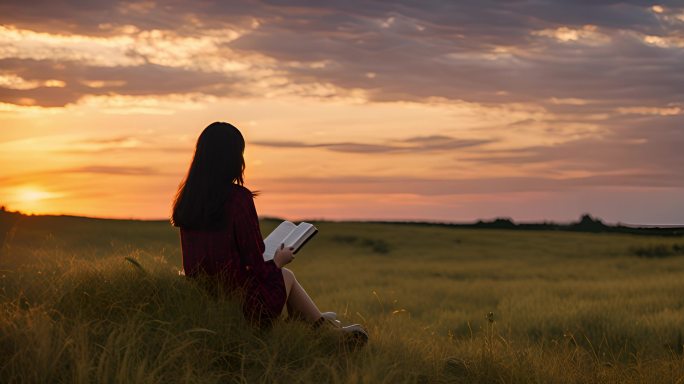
[1,1,683,224]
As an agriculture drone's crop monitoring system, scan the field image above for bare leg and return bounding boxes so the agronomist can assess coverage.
[281,268,321,322]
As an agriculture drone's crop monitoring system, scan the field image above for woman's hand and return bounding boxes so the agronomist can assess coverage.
[274,243,295,269]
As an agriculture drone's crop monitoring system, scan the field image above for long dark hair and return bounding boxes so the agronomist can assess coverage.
[171,122,249,229]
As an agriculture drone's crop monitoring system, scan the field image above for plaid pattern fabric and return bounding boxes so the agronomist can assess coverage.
[180,185,286,326]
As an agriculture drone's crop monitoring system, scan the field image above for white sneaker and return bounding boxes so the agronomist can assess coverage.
[314,312,369,347]
[320,312,341,327]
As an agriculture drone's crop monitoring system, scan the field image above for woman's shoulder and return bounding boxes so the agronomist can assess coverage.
[228,184,255,198]
[224,185,257,220]
[226,184,256,208]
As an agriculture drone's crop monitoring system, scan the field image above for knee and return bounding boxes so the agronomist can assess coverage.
[281,267,298,286]
[281,267,295,281]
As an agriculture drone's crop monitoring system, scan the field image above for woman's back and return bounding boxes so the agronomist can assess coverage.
[179,184,285,324]
[180,185,251,279]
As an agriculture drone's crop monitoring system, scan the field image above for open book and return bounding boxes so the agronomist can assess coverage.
[263,221,318,261]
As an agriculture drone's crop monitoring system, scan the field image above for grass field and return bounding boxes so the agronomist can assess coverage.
[1,211,684,383]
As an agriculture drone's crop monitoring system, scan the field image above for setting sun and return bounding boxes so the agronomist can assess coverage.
[16,187,52,202]
[7,186,61,213]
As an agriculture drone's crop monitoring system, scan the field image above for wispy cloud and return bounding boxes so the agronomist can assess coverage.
[464,114,684,177]
[252,135,494,154]
[256,172,684,196]
[0,165,161,184]
[65,165,157,175]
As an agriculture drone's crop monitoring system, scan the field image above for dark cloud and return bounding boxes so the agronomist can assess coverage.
[2,1,683,108]
[252,135,493,154]
[0,0,255,35]
[218,1,684,109]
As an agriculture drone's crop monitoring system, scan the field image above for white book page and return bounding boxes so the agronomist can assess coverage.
[283,222,317,250]
[263,221,296,261]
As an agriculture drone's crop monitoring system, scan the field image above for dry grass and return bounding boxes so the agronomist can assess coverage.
[1,213,683,383]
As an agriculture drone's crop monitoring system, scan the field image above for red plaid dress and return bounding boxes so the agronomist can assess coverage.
[179,185,286,326]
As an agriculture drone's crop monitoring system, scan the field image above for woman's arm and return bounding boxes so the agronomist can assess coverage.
[273,244,294,268]
[233,188,286,279]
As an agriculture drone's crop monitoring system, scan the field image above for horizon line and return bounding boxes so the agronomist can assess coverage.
[2,208,682,229]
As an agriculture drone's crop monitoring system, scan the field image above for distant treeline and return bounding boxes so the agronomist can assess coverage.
[2,207,682,238]
[359,214,684,237]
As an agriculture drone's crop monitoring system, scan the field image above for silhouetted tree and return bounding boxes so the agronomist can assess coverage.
[573,214,607,232]
[474,217,516,229]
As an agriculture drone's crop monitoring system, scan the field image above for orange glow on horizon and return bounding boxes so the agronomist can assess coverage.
[3,186,63,215]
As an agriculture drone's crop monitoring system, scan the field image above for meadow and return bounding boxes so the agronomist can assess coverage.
[1,211,683,383]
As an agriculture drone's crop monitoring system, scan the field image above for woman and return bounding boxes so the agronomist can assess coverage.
[172,122,367,342]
